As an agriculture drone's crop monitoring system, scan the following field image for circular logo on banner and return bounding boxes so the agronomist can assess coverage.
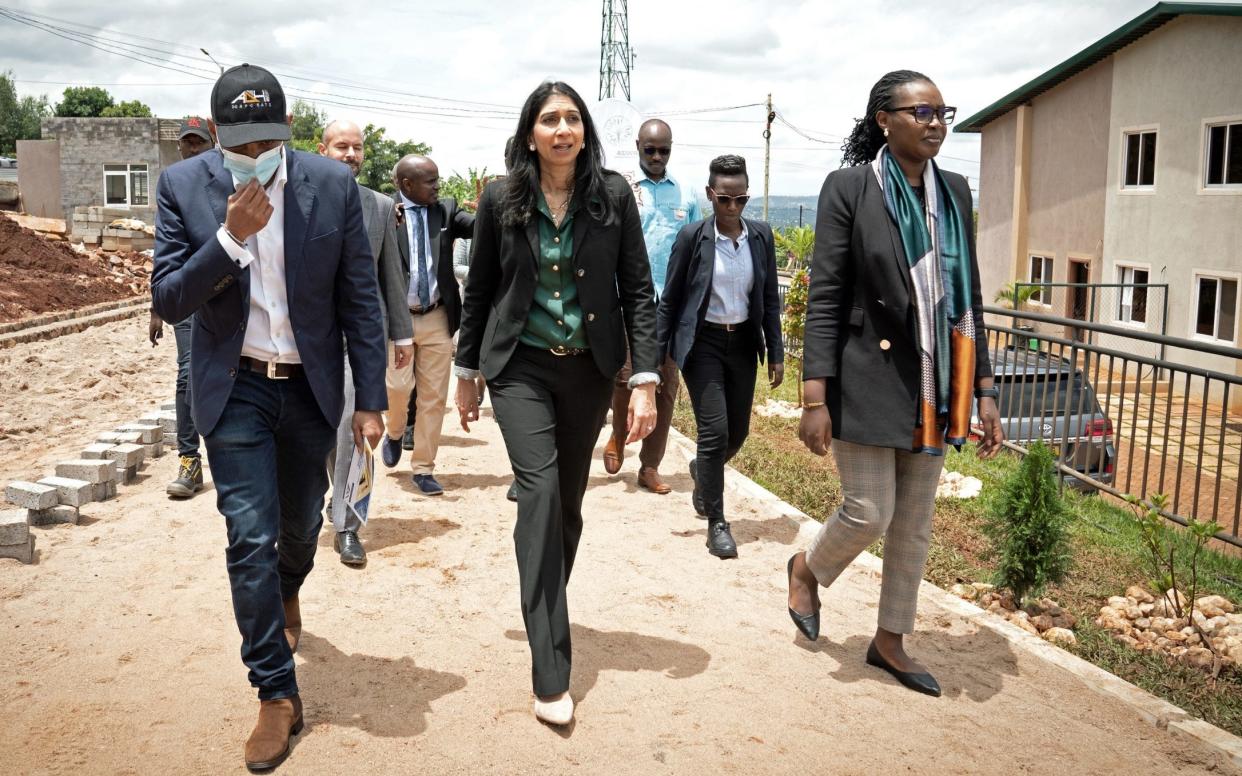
[593,98,644,194]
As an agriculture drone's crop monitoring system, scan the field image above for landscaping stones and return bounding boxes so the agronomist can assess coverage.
[951,585,1079,645]
[5,481,59,510]
[1094,586,1242,673]
[36,476,93,507]
[28,505,79,526]
[56,459,116,484]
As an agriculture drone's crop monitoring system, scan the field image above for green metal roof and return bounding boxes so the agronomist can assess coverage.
[955,2,1242,133]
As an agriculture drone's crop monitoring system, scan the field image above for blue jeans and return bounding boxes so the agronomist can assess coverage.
[172,317,200,458]
[204,369,336,700]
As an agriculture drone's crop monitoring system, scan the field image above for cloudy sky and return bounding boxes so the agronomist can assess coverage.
[0,0,1210,195]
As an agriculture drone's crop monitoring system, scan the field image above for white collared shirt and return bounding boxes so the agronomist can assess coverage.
[705,219,754,325]
[214,150,300,363]
[399,192,439,308]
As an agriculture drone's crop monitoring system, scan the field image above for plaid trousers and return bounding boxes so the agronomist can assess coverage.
[804,438,944,634]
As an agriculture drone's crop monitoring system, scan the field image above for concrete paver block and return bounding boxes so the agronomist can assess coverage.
[5,482,59,510]
[112,431,144,445]
[0,535,34,564]
[160,401,176,411]
[55,460,115,484]
[0,509,30,544]
[142,441,164,459]
[28,506,79,526]
[118,423,161,444]
[105,444,144,468]
[158,415,177,434]
[96,432,122,444]
[117,465,138,484]
[81,443,115,460]
[90,480,117,501]
[36,477,94,507]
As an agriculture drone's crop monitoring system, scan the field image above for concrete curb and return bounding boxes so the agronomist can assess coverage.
[0,297,149,349]
[664,427,1242,771]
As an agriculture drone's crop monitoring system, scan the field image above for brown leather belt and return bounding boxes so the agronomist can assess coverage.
[238,356,303,380]
[410,301,442,316]
[703,321,745,332]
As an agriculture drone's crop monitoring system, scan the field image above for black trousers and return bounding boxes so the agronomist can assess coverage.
[682,325,759,520]
[488,344,612,696]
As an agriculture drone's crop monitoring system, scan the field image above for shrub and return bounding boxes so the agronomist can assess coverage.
[982,442,1072,606]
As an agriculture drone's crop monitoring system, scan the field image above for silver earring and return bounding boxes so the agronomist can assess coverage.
[529,143,536,151]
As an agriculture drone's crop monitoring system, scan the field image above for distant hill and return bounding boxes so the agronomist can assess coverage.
[702,195,819,229]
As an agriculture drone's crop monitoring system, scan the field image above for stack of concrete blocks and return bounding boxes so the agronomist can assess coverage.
[144,403,178,448]
[69,205,157,251]
[2,459,113,563]
[0,509,33,563]
[118,422,164,461]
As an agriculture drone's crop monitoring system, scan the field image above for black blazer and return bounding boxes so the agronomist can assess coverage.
[657,217,784,369]
[392,197,476,335]
[802,164,992,450]
[455,172,659,381]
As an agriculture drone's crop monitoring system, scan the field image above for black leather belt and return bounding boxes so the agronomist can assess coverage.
[238,356,303,380]
[410,301,442,316]
[548,344,589,357]
[703,321,746,332]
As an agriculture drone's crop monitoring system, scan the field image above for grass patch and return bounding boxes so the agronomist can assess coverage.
[672,365,1242,735]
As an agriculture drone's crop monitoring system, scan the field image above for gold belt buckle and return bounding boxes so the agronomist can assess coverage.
[266,360,289,380]
[550,345,568,357]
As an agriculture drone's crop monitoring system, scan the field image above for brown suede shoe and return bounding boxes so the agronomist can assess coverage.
[282,596,301,655]
[244,695,304,772]
[637,467,672,494]
[603,434,624,475]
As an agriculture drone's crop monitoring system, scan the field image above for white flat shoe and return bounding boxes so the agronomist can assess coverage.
[533,692,574,726]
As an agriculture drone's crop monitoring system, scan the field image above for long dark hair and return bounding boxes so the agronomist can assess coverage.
[839,70,932,167]
[501,81,615,227]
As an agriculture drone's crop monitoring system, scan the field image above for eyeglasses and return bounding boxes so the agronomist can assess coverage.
[886,104,957,125]
[709,188,750,206]
[641,145,672,157]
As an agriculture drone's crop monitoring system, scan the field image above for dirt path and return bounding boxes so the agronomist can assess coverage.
[0,318,1231,775]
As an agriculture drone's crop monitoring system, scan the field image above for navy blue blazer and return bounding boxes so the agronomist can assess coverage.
[151,148,388,435]
[656,217,784,370]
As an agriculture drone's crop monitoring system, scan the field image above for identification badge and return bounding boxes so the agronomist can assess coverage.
[674,209,686,220]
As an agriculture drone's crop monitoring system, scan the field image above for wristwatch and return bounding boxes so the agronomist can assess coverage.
[974,387,1000,400]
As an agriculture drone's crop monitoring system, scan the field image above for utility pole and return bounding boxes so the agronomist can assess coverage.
[763,93,773,222]
[599,0,635,101]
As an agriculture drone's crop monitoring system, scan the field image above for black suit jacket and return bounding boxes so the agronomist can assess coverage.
[392,196,476,336]
[656,217,784,369]
[456,172,658,381]
[802,164,992,450]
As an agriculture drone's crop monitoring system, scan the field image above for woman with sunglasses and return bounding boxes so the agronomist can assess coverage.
[657,154,784,559]
[785,70,1003,696]
[453,81,659,727]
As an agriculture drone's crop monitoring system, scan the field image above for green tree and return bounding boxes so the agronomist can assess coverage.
[994,280,1039,309]
[54,86,114,117]
[0,71,51,154]
[982,442,1073,607]
[99,99,152,118]
[288,98,327,152]
[774,225,815,271]
[439,167,494,213]
[358,123,431,195]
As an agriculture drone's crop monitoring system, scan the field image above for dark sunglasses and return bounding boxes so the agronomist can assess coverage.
[709,188,750,206]
[641,145,672,157]
[886,104,957,125]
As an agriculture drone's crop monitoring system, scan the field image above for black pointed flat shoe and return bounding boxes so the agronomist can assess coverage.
[865,641,941,697]
[786,554,820,641]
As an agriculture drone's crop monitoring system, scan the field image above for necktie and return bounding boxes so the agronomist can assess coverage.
[411,206,430,309]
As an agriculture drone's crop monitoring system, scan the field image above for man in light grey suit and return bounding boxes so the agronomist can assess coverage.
[318,119,412,566]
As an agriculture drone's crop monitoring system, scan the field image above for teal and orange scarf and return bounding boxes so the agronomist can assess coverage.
[871,145,975,455]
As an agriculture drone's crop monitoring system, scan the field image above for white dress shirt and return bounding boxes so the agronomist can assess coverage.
[399,192,439,308]
[215,151,300,363]
[705,219,755,325]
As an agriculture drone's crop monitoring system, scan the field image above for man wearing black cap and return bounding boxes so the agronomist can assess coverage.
[151,65,387,772]
[148,116,216,500]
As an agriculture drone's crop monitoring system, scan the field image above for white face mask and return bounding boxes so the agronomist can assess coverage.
[220,144,282,185]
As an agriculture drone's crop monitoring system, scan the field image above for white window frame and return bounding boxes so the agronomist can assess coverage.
[1189,270,1241,344]
[1119,125,1158,193]
[1113,261,1151,328]
[1027,253,1054,307]
[1198,115,1242,195]
[102,163,149,207]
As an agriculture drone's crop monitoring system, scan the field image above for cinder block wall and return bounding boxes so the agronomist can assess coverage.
[40,118,164,222]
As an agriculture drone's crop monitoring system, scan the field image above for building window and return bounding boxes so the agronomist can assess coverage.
[1028,255,1053,305]
[1193,274,1238,342]
[1122,131,1156,188]
[1116,265,1149,324]
[1205,121,1242,187]
[103,163,149,206]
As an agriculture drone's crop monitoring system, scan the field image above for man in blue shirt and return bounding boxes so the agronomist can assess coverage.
[603,118,701,494]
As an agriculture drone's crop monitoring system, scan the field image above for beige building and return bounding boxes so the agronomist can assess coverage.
[959,2,1242,378]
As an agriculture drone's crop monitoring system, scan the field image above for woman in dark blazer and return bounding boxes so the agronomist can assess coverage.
[785,71,1003,696]
[452,81,659,727]
[657,154,783,559]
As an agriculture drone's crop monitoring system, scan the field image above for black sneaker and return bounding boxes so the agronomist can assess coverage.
[706,519,738,559]
[166,455,203,499]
